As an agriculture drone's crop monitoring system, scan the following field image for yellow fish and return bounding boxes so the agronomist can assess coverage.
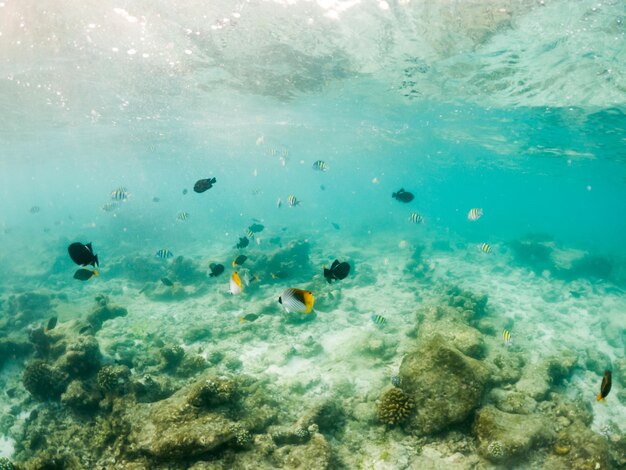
[278,288,314,314]
[229,272,243,295]
[502,329,512,346]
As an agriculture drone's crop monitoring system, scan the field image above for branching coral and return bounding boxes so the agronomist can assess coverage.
[376,388,415,425]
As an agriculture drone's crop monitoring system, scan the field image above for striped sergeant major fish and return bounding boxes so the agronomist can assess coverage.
[467,208,483,221]
[155,249,173,259]
[111,187,129,201]
[479,243,492,253]
[502,329,512,346]
[409,212,424,224]
[287,195,300,207]
[312,160,329,171]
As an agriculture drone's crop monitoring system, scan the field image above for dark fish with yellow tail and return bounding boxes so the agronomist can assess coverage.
[73,268,98,281]
[46,316,58,332]
[596,370,612,401]
[278,288,315,314]
[232,255,247,267]
[161,277,174,286]
[240,313,259,323]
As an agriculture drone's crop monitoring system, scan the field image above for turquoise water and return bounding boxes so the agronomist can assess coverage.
[1,1,625,468]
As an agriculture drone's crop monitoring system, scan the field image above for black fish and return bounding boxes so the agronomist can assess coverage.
[182,189,188,195]
[73,268,98,281]
[248,223,264,233]
[193,177,217,193]
[332,222,340,230]
[68,242,99,267]
[46,317,58,332]
[597,370,612,401]
[392,188,414,203]
[236,237,249,249]
[240,313,259,323]
[324,259,351,283]
[161,277,174,286]
[78,325,92,335]
[232,255,247,267]
[209,263,225,277]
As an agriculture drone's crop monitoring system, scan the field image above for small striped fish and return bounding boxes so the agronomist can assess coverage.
[288,195,300,207]
[29,206,41,214]
[479,243,491,253]
[111,187,129,201]
[371,314,386,325]
[245,228,254,239]
[467,208,483,221]
[409,212,424,224]
[502,329,512,346]
[102,202,118,212]
[155,249,173,259]
[177,211,189,221]
[312,160,329,171]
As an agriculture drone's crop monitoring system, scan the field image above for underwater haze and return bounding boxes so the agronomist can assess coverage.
[1,1,625,469]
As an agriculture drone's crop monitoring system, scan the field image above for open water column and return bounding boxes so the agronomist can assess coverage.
[0,1,625,469]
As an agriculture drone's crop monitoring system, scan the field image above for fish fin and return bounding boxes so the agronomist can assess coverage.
[232,260,236,268]
[86,242,93,253]
[93,270,99,277]
[331,259,340,269]
[94,254,99,267]
[596,393,604,401]
[323,269,333,283]
[239,317,245,323]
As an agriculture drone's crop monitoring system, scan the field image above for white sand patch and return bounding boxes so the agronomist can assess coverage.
[0,435,15,458]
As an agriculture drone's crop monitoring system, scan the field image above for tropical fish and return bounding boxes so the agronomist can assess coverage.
[45,316,58,332]
[101,202,118,212]
[270,271,288,280]
[320,184,326,191]
[248,223,264,233]
[409,212,424,224]
[111,187,129,201]
[323,259,351,283]
[479,243,492,254]
[152,197,160,203]
[596,370,612,401]
[240,313,259,323]
[236,237,249,249]
[372,177,380,184]
[245,228,254,239]
[392,188,414,203]
[29,206,41,214]
[312,160,329,171]
[502,329,512,346]
[276,197,282,209]
[156,249,174,259]
[468,208,483,221]
[161,277,174,286]
[209,263,225,277]
[229,272,243,295]
[182,189,188,195]
[193,177,216,193]
[278,288,315,314]
[331,222,340,230]
[68,242,99,267]
[287,195,300,207]
[371,314,386,325]
[177,211,189,221]
[232,255,248,267]
[73,268,98,281]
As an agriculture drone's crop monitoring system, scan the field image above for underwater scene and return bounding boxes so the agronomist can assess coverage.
[1,0,625,469]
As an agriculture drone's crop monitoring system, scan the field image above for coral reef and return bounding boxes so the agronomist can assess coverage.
[474,405,555,464]
[399,334,490,434]
[0,457,15,470]
[22,360,68,400]
[376,387,415,425]
[60,379,101,412]
[160,344,185,371]
[86,295,128,331]
[168,255,205,284]
[97,364,131,394]
[445,286,489,320]
[56,335,101,378]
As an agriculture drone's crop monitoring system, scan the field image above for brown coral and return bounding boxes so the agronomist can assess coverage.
[376,388,415,425]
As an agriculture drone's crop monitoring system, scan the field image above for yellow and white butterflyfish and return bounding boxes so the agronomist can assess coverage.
[278,288,315,314]
[229,272,243,295]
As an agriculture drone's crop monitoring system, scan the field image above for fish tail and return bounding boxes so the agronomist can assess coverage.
[93,270,99,277]
[596,393,604,401]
